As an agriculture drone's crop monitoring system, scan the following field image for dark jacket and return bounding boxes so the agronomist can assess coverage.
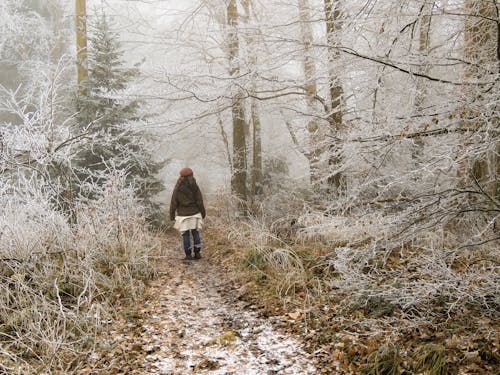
[170,178,206,220]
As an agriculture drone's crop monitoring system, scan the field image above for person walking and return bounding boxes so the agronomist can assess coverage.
[170,167,206,260]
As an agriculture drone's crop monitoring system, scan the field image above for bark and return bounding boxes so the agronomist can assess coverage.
[217,114,233,175]
[461,0,498,199]
[298,0,322,184]
[414,1,434,113]
[241,0,263,198]
[75,0,88,90]
[324,0,344,192]
[412,1,435,164]
[251,97,263,196]
[227,0,248,205]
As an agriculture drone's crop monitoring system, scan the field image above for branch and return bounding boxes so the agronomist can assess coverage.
[472,173,500,210]
[54,132,91,152]
[280,109,307,157]
[340,126,497,144]
[334,46,492,86]
[455,236,500,251]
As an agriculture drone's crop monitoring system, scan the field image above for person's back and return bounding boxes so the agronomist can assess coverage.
[170,168,206,260]
[172,178,204,217]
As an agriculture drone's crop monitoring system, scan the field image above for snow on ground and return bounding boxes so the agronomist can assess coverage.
[141,250,316,374]
[87,238,316,374]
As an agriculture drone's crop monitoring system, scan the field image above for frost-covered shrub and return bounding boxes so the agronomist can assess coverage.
[0,6,164,370]
[74,172,159,297]
[0,172,160,373]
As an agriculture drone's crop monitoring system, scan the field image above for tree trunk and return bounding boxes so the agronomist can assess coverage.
[75,0,87,90]
[217,114,233,175]
[412,1,434,165]
[251,97,263,197]
[298,0,322,184]
[324,0,344,192]
[241,0,263,198]
[462,0,498,199]
[414,1,433,113]
[49,0,65,64]
[227,0,248,206]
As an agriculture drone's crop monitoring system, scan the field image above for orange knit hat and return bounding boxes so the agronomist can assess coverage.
[179,167,193,177]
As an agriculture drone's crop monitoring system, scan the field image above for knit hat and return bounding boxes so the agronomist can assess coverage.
[179,167,193,177]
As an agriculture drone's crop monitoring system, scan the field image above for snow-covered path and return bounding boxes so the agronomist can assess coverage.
[82,238,316,374]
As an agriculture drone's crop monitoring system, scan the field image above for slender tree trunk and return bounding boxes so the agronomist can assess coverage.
[74,0,88,220]
[49,0,65,64]
[298,0,322,184]
[462,0,498,199]
[412,1,434,164]
[217,114,233,175]
[227,0,248,206]
[324,0,345,192]
[414,2,433,113]
[251,96,263,196]
[241,0,263,198]
[75,0,87,90]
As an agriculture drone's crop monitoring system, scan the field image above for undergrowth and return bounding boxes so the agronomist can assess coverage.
[0,176,161,374]
[205,190,499,374]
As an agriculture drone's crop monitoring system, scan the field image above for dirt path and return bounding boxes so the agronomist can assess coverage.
[81,236,316,374]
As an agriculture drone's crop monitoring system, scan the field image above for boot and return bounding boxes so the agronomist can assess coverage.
[193,248,202,260]
[184,249,193,260]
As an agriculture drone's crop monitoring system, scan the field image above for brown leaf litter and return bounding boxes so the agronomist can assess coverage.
[76,236,316,374]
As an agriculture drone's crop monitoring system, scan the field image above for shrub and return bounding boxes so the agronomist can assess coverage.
[0,173,160,373]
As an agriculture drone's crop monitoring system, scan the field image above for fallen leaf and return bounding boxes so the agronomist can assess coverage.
[288,310,302,320]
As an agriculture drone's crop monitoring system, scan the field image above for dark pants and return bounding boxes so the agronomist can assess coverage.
[182,229,201,252]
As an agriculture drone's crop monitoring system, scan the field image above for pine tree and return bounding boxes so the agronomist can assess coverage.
[75,13,164,223]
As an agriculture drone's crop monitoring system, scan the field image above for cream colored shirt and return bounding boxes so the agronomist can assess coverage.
[174,213,203,233]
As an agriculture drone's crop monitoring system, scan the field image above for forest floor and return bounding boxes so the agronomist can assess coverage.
[76,231,317,374]
[73,226,498,375]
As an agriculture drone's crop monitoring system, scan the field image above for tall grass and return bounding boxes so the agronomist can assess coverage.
[0,174,160,373]
[208,188,499,372]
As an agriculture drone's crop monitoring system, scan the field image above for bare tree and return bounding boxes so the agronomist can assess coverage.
[461,0,499,199]
[241,0,264,198]
[323,0,345,191]
[75,0,88,90]
[227,0,248,207]
[298,0,323,184]
[411,1,435,165]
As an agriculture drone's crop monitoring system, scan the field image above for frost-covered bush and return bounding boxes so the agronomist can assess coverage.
[0,58,160,371]
[0,172,160,373]
[0,3,167,371]
[74,172,159,298]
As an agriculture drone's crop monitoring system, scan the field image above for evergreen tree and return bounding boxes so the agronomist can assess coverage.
[75,13,164,223]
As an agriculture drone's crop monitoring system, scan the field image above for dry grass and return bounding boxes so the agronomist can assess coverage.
[207,195,326,310]
[361,345,402,375]
[0,180,161,374]
[414,344,448,375]
[204,191,499,374]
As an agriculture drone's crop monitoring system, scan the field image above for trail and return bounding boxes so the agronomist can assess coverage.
[81,235,316,374]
